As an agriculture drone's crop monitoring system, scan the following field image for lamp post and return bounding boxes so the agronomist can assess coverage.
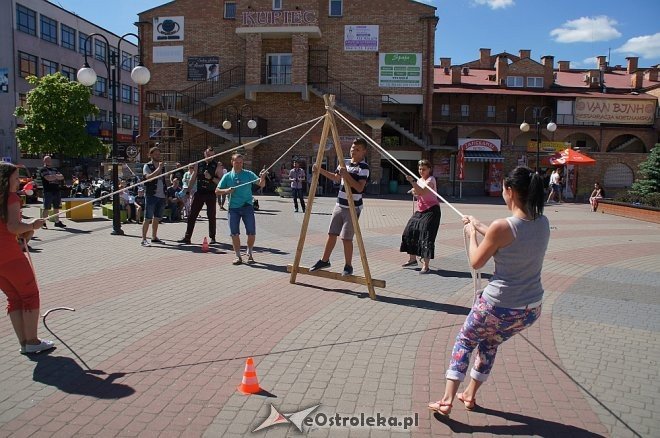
[77,33,150,235]
[519,106,557,174]
[222,105,257,148]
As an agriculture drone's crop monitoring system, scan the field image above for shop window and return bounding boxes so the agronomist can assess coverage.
[329,0,342,16]
[506,76,523,87]
[40,15,58,44]
[224,1,236,19]
[16,4,37,36]
[18,52,38,78]
[527,77,544,88]
[61,24,76,50]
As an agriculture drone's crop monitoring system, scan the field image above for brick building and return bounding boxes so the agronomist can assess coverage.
[433,48,659,198]
[137,0,438,194]
[1,0,139,169]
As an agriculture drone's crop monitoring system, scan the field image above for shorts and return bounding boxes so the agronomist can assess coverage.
[144,195,166,220]
[43,191,61,209]
[228,205,256,236]
[551,183,561,192]
[328,205,361,240]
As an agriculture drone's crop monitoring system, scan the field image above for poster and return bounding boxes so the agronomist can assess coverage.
[344,25,378,51]
[187,57,219,81]
[379,53,421,88]
[0,68,8,93]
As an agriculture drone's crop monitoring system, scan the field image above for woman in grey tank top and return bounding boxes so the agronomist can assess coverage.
[429,166,550,416]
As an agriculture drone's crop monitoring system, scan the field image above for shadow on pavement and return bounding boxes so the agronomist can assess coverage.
[31,354,135,399]
[432,269,492,280]
[433,407,605,437]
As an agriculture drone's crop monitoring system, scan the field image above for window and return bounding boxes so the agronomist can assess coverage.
[133,116,139,131]
[506,76,523,87]
[19,94,28,108]
[121,51,133,71]
[487,105,496,118]
[16,4,37,36]
[61,65,76,81]
[461,104,469,117]
[110,46,118,63]
[79,32,91,55]
[266,53,292,84]
[121,84,132,103]
[224,1,236,19]
[329,0,343,16]
[95,39,107,62]
[133,87,139,105]
[61,24,76,50]
[527,77,544,88]
[440,104,449,116]
[273,0,283,9]
[98,109,107,122]
[94,76,106,97]
[40,15,58,44]
[41,59,58,76]
[122,114,132,130]
[18,52,38,78]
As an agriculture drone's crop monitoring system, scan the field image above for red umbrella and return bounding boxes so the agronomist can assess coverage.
[549,148,596,166]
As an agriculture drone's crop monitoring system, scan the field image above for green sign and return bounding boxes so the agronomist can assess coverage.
[379,53,422,88]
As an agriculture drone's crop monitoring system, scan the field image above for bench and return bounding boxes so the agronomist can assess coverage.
[61,197,95,221]
[102,204,128,222]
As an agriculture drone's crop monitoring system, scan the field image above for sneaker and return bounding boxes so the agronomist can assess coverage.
[210,239,217,245]
[54,221,66,228]
[177,237,191,244]
[342,265,353,276]
[232,257,243,265]
[247,255,255,264]
[141,239,151,247]
[309,259,331,272]
[151,238,164,243]
[24,339,55,354]
[295,209,299,213]
[19,345,26,354]
[41,223,48,229]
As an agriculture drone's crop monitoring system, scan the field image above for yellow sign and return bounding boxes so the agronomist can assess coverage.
[575,98,656,125]
[527,141,570,153]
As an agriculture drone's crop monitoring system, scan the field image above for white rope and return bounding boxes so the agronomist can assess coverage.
[45,115,325,221]
[332,110,465,218]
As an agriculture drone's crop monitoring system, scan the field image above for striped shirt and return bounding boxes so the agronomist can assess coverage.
[336,160,370,208]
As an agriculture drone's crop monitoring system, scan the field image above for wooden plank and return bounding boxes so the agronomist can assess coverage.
[287,265,385,289]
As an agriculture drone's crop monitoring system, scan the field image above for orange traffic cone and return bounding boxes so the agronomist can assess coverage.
[202,237,209,252]
[237,357,262,394]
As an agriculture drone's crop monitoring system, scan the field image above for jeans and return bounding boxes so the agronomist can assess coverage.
[291,187,305,211]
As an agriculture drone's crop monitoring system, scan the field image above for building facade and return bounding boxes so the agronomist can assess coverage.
[138,0,437,194]
[432,48,659,198]
[0,0,139,169]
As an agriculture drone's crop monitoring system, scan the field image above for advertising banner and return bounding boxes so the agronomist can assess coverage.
[187,57,219,81]
[379,53,421,88]
[526,141,570,153]
[0,68,8,93]
[344,25,378,51]
[575,97,655,125]
[153,17,184,41]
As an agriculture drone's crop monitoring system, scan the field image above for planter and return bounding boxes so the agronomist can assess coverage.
[597,200,660,224]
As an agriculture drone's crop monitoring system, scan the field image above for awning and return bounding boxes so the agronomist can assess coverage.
[463,151,504,163]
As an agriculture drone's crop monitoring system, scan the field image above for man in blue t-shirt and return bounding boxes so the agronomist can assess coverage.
[309,138,370,277]
[216,153,267,265]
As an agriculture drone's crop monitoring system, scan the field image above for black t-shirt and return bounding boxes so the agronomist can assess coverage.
[196,160,218,194]
[39,166,62,193]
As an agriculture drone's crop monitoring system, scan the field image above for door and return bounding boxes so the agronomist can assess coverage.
[507,106,517,123]
[266,53,292,84]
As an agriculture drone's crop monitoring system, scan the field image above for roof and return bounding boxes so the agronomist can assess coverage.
[433,85,656,100]
[463,151,504,162]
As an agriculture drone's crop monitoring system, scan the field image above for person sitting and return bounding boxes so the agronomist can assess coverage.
[589,182,605,212]
[166,178,184,222]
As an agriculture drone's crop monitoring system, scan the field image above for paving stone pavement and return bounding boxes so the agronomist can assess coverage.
[0,195,658,437]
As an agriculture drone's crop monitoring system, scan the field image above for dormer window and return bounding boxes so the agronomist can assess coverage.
[506,76,523,87]
[527,77,544,88]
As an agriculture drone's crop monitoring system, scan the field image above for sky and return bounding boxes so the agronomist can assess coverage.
[50,0,660,69]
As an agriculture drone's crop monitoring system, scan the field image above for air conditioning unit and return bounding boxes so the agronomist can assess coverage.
[462,67,470,75]
[591,76,599,84]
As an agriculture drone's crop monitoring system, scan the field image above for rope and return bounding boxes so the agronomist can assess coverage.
[44,115,325,221]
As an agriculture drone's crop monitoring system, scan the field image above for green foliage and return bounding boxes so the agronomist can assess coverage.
[615,191,660,208]
[630,144,660,197]
[14,73,103,158]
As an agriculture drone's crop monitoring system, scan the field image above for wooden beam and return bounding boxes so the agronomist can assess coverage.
[287,265,386,289]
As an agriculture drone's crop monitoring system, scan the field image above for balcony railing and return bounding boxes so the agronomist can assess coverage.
[261,64,292,85]
[433,111,600,126]
[307,66,383,118]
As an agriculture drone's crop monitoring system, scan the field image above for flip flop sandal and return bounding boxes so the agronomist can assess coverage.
[457,393,476,410]
[428,401,452,416]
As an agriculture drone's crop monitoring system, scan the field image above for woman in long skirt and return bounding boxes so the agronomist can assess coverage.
[400,160,441,274]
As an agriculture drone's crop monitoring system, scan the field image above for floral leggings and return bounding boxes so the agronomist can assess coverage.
[446,295,541,382]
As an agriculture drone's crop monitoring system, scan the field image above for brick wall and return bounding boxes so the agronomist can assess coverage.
[597,200,660,224]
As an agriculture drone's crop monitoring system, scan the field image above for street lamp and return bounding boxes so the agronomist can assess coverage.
[519,106,557,174]
[222,104,257,147]
[77,33,150,235]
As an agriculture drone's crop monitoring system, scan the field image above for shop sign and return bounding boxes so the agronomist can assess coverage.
[379,53,421,88]
[458,138,501,152]
[344,25,378,51]
[526,141,570,153]
[242,10,318,26]
[153,17,184,41]
[575,98,655,125]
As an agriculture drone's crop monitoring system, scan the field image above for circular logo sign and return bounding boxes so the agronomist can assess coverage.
[126,145,138,159]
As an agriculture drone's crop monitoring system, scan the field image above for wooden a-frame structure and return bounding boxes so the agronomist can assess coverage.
[288,95,384,300]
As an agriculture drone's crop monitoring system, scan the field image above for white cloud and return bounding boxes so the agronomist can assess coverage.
[472,0,515,9]
[614,33,660,59]
[572,56,599,68]
[550,16,621,43]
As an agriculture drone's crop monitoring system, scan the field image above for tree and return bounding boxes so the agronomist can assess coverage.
[14,73,105,158]
[630,144,660,197]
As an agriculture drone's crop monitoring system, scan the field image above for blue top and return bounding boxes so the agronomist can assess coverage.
[218,169,259,209]
[482,215,550,308]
